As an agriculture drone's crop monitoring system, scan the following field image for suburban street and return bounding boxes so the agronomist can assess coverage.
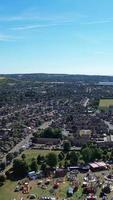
[2,120,52,163]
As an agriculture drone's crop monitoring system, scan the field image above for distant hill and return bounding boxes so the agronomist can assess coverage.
[2,73,113,83]
[0,76,17,85]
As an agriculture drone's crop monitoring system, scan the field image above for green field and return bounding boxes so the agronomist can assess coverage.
[0,149,83,200]
[1,150,113,200]
[21,149,60,164]
[0,180,17,200]
[0,76,6,80]
[99,99,113,108]
[0,175,83,200]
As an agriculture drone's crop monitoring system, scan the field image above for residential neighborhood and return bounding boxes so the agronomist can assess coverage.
[1,75,113,199]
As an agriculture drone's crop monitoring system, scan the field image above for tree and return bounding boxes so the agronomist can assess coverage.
[69,151,79,166]
[0,174,6,187]
[40,127,62,139]
[110,149,113,160]
[66,152,70,160]
[37,155,42,165]
[6,153,14,162]
[63,140,71,152]
[41,163,47,172]
[40,163,47,176]
[0,162,6,171]
[13,159,29,177]
[59,162,63,168]
[21,154,26,160]
[37,155,45,165]
[92,147,103,160]
[58,152,65,161]
[0,174,6,182]
[46,153,58,168]
[64,160,69,168]
[81,147,92,163]
[13,151,19,158]
[30,159,38,172]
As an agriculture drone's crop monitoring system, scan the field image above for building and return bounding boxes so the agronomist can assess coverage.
[33,138,61,146]
[89,162,107,172]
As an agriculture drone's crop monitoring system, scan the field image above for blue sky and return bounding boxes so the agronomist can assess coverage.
[0,0,113,75]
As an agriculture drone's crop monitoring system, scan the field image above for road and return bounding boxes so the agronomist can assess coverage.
[2,120,52,163]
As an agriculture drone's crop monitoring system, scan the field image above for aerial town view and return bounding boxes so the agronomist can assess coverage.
[0,0,113,200]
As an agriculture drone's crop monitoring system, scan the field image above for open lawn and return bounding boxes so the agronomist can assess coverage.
[0,176,83,200]
[99,99,113,108]
[0,180,18,200]
[1,150,113,200]
[1,170,113,200]
[21,149,60,164]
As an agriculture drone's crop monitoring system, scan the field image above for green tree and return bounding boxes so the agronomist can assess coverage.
[64,160,69,168]
[41,163,47,172]
[81,147,92,163]
[40,127,62,139]
[0,174,6,187]
[0,174,6,182]
[92,147,103,160]
[69,151,79,166]
[37,155,42,164]
[13,151,19,158]
[46,153,58,168]
[30,159,38,172]
[6,153,14,162]
[13,159,29,177]
[58,152,65,161]
[0,162,6,171]
[63,140,71,152]
[110,149,113,160]
[21,153,26,160]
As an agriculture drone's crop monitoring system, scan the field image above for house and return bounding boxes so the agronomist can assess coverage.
[71,129,92,147]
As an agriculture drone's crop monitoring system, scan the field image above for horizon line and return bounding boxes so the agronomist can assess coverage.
[1,72,113,77]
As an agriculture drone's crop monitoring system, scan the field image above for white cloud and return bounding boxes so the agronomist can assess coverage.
[11,20,73,31]
[12,24,57,31]
[0,33,20,42]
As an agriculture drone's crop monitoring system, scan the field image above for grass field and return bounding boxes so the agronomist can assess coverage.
[0,180,18,200]
[21,149,60,164]
[99,99,113,108]
[0,76,6,80]
[0,175,83,200]
[0,149,83,200]
[1,150,113,200]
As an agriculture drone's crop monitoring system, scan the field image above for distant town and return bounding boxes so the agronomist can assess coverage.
[1,74,113,200]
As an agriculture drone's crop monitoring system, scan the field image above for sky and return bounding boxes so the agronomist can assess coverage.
[0,0,113,75]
